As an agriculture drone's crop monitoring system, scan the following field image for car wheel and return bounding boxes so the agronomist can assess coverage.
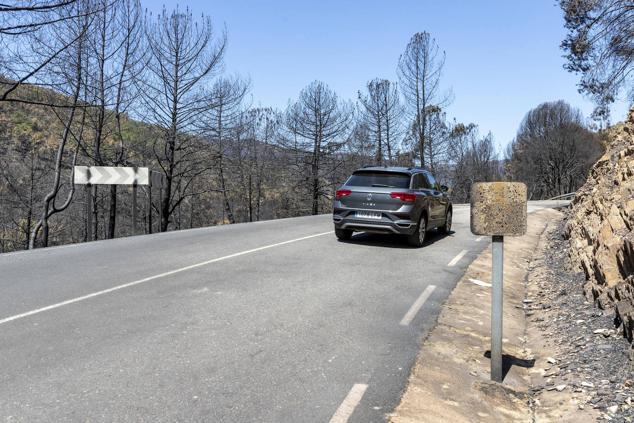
[439,208,452,234]
[407,213,427,247]
[335,228,353,241]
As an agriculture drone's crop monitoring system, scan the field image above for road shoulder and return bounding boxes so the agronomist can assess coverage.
[388,209,598,422]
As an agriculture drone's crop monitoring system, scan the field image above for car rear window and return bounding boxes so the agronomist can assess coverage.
[346,172,411,188]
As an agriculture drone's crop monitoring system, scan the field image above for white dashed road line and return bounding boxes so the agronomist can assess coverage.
[447,249,468,267]
[399,285,437,326]
[0,231,334,326]
[468,278,492,287]
[330,383,368,423]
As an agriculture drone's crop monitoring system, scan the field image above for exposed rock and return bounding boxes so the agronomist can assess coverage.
[565,109,634,348]
[527,217,633,421]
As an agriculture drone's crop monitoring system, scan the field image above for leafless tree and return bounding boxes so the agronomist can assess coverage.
[202,75,249,224]
[560,0,634,122]
[444,123,501,202]
[345,122,374,168]
[284,81,353,215]
[446,122,476,201]
[422,105,450,174]
[0,0,108,104]
[28,0,92,248]
[247,108,278,221]
[73,0,144,239]
[357,78,402,165]
[1,0,82,35]
[0,135,49,250]
[142,7,226,232]
[398,32,448,167]
[507,100,603,199]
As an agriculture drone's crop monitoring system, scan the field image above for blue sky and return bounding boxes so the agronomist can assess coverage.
[144,0,629,152]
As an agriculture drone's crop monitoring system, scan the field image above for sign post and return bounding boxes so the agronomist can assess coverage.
[470,182,527,382]
[147,183,153,234]
[491,234,504,381]
[132,183,138,235]
[86,184,92,241]
[150,171,165,234]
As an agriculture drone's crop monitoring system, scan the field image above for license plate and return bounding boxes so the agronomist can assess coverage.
[356,211,382,220]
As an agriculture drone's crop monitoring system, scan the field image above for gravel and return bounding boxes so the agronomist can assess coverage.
[528,219,634,422]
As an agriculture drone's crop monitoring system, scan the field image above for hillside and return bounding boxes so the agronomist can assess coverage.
[0,85,165,252]
[0,83,340,253]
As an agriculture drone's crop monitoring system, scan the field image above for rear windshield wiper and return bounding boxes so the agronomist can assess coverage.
[371,183,394,187]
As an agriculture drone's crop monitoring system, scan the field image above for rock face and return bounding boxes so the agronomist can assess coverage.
[565,110,634,344]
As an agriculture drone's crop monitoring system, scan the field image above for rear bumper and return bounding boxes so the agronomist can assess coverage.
[332,208,417,235]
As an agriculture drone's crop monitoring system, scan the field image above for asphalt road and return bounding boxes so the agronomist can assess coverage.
[0,202,564,422]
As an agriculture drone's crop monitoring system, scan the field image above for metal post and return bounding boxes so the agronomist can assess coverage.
[159,183,164,232]
[491,234,504,382]
[132,183,138,235]
[147,184,153,234]
[86,184,92,242]
[86,166,93,242]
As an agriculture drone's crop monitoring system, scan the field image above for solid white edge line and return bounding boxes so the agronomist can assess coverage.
[399,285,436,326]
[0,231,334,326]
[447,249,468,267]
[329,383,368,423]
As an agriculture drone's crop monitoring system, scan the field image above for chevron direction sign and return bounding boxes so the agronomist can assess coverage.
[74,166,149,185]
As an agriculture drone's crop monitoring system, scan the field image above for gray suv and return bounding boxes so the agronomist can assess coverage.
[332,167,452,247]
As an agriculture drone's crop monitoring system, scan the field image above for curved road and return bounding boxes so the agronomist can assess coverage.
[0,202,561,422]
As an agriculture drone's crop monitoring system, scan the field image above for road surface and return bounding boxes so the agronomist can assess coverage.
[0,202,564,422]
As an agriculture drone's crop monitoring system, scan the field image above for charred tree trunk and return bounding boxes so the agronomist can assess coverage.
[311,160,319,215]
[219,159,234,224]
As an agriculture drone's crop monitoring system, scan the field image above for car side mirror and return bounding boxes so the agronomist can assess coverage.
[440,185,449,193]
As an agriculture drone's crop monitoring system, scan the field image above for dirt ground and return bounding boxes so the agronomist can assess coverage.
[527,219,634,422]
[389,209,601,423]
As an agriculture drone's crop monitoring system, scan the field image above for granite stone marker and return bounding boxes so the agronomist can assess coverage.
[470,182,527,236]
[470,182,527,383]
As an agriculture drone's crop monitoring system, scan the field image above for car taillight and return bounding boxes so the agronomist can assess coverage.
[390,192,416,202]
[335,189,352,199]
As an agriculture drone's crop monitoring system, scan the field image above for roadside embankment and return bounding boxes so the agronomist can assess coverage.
[527,215,634,421]
[565,110,634,349]
[389,209,602,422]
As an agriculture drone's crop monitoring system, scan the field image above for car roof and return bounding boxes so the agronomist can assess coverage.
[353,166,430,175]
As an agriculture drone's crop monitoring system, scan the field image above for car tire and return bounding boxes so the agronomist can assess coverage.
[335,228,353,241]
[407,213,427,247]
[439,208,452,234]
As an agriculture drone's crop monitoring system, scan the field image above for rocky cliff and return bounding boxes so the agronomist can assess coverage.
[565,111,634,346]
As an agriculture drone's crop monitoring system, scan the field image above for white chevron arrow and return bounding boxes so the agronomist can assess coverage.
[73,166,150,185]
